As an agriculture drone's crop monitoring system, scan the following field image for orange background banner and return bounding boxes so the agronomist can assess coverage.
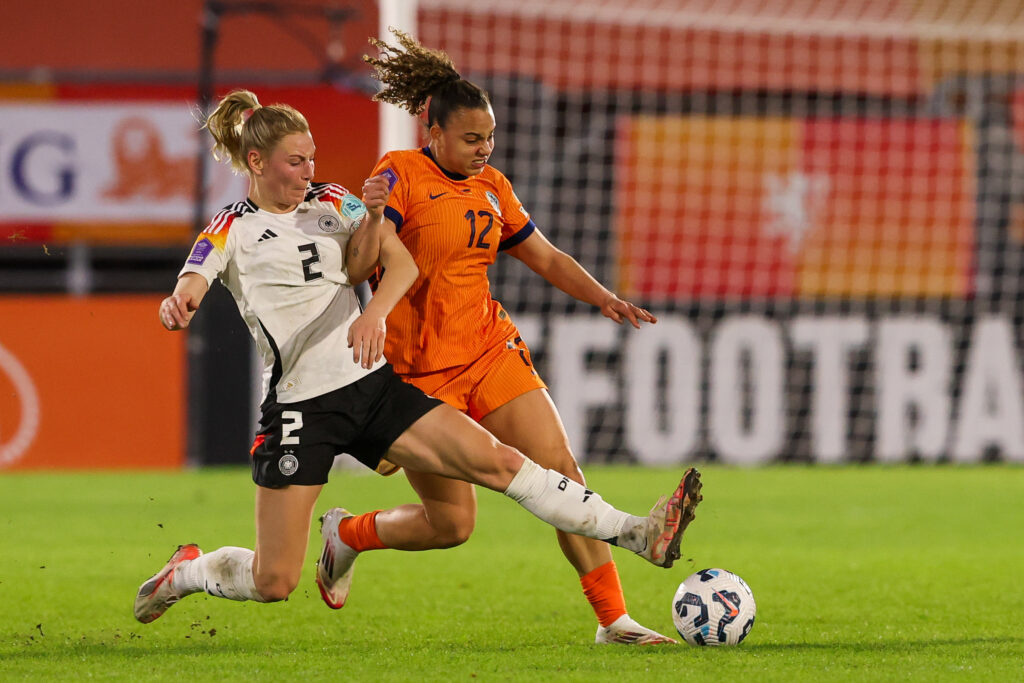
[0,296,185,470]
[616,115,976,300]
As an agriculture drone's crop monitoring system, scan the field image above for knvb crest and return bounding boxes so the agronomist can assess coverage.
[485,191,502,217]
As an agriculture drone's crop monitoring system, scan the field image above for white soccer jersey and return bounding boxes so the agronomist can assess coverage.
[180,182,381,404]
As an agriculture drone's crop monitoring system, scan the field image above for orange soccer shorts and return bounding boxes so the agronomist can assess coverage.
[401,332,547,422]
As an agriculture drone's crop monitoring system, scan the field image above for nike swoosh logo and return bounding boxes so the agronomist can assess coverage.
[429,191,447,199]
[715,592,739,617]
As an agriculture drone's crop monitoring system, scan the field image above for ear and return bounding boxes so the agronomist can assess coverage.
[428,123,443,145]
[247,149,263,176]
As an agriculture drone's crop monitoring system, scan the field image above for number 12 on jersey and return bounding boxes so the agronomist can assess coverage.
[465,210,494,249]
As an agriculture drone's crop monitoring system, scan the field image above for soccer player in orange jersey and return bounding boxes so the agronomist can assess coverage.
[133,89,699,626]
[312,31,703,645]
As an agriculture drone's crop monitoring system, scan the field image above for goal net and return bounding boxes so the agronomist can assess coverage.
[414,0,1024,465]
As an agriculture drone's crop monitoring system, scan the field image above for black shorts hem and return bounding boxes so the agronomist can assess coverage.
[249,364,442,488]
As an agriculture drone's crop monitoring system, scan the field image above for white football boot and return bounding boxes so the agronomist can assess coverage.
[638,467,703,568]
[595,614,678,645]
[133,543,203,623]
[315,507,359,609]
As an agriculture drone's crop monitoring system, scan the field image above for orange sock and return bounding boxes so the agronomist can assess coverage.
[337,511,388,552]
[580,561,628,627]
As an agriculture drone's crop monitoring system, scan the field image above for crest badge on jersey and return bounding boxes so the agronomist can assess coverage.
[278,453,299,476]
[187,238,214,265]
[318,214,341,233]
[485,191,502,216]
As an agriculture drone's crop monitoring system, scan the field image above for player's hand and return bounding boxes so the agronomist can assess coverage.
[362,174,391,219]
[347,311,387,369]
[159,293,199,330]
[600,295,657,328]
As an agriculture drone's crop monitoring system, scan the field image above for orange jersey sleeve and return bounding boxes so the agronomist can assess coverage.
[370,148,536,374]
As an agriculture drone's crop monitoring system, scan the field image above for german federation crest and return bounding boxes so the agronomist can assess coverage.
[318,214,341,233]
[278,454,299,476]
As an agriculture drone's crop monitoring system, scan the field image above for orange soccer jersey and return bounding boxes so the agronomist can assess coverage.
[370,148,536,375]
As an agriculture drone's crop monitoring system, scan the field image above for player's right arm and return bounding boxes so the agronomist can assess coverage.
[159,272,210,331]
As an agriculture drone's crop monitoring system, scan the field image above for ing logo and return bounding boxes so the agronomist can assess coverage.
[0,342,40,468]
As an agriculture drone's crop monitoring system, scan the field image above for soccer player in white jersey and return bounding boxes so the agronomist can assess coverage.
[133,89,702,626]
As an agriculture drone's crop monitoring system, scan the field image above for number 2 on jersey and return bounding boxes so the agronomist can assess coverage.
[298,243,323,282]
[281,410,303,445]
[465,210,494,249]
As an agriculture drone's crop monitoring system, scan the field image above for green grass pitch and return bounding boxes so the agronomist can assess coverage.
[1,465,1022,681]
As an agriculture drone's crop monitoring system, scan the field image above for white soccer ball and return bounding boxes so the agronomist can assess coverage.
[672,568,756,646]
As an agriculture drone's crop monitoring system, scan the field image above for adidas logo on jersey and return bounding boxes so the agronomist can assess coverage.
[257,229,278,243]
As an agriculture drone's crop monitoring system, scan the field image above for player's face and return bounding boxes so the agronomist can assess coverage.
[431,106,495,177]
[250,132,315,212]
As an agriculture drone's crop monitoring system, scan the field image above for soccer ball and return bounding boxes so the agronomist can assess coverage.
[672,568,756,646]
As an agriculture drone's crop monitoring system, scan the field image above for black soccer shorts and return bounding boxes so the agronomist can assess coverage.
[249,363,442,488]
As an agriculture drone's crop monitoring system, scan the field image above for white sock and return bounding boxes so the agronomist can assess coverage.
[503,459,648,552]
[172,546,267,602]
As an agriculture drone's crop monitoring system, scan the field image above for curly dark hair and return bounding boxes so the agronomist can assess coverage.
[364,28,490,129]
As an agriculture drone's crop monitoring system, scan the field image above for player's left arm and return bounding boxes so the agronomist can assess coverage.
[346,224,419,368]
[346,173,392,284]
[505,229,657,328]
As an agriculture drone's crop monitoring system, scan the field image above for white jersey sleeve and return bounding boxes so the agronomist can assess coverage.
[179,200,252,284]
[178,184,380,404]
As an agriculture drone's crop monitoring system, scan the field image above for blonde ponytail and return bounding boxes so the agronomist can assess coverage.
[204,89,309,174]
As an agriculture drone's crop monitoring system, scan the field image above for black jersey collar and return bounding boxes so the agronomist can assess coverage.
[421,146,469,181]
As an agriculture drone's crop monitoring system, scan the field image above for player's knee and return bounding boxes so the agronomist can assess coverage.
[431,511,475,548]
[253,568,299,602]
